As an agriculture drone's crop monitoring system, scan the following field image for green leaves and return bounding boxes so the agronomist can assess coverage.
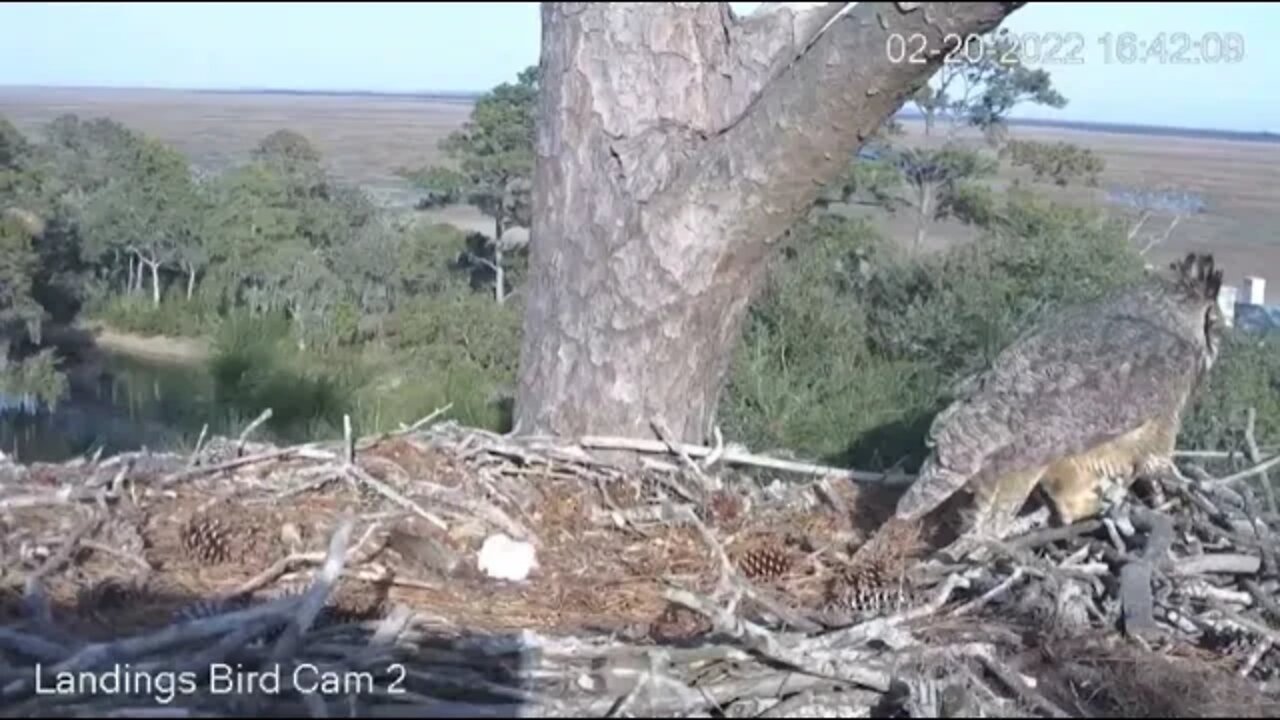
[1000,139,1105,187]
[911,27,1066,140]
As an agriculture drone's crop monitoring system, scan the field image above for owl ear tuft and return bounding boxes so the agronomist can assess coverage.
[1171,252,1221,302]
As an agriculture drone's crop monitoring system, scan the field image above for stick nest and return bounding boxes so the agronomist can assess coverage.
[1,418,1279,717]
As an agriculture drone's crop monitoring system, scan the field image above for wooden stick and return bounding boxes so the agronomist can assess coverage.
[236,408,274,453]
[1244,408,1278,515]
[1207,452,1280,489]
[1119,506,1173,638]
[187,423,208,468]
[577,435,911,485]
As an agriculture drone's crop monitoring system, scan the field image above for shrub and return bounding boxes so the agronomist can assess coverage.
[722,188,1148,472]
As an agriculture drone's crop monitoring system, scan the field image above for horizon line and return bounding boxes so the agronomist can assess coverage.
[1,83,1275,142]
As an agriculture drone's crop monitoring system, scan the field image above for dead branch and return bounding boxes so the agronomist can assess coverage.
[1245,408,1279,515]
[236,407,274,453]
[576,434,911,485]
[1120,506,1174,638]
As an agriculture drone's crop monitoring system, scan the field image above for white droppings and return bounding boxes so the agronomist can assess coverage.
[477,533,539,582]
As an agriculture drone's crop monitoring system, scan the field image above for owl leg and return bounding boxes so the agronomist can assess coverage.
[1040,459,1102,526]
[943,466,1047,561]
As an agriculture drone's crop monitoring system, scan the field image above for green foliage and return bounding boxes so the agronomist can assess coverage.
[1001,139,1105,187]
[1181,332,1280,452]
[0,116,30,170]
[881,144,1000,249]
[720,215,943,467]
[912,29,1066,139]
[399,66,537,300]
[396,166,467,209]
[78,135,203,305]
[0,216,42,339]
[866,188,1144,376]
[817,157,906,212]
[92,290,218,338]
[407,66,536,226]
[0,348,67,411]
[208,311,355,441]
[722,189,1147,470]
[252,129,323,177]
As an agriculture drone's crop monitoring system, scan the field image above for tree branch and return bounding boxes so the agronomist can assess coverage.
[652,2,1025,268]
[734,3,855,98]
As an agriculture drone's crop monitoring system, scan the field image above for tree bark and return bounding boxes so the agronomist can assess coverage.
[515,1,1023,444]
[141,256,160,307]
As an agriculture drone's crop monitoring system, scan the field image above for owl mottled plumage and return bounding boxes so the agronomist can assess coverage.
[894,252,1225,549]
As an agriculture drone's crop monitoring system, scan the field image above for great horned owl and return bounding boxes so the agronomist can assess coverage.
[892,252,1225,554]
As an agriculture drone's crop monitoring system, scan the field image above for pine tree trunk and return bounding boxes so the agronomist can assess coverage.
[515,1,1023,444]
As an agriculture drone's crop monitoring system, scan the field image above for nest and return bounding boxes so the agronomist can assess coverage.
[0,413,1279,717]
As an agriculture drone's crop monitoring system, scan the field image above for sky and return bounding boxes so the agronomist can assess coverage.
[0,2,1275,133]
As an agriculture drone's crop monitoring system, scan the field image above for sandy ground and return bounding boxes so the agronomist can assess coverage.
[80,323,209,365]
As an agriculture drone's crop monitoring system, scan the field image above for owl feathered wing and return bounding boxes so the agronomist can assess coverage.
[894,307,1203,522]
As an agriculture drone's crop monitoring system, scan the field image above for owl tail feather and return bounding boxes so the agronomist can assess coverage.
[893,458,969,523]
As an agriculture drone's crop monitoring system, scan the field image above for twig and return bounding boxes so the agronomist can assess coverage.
[1242,579,1280,623]
[951,568,1025,617]
[1175,449,1240,459]
[269,512,356,661]
[1208,452,1280,489]
[161,444,328,486]
[1207,602,1280,648]
[348,403,455,456]
[27,513,99,584]
[0,627,71,663]
[1245,408,1278,515]
[1009,520,1103,550]
[344,465,448,532]
[1172,553,1261,576]
[701,425,726,471]
[3,596,302,698]
[80,540,154,574]
[676,505,737,596]
[1119,506,1174,638]
[662,586,776,652]
[605,664,651,718]
[577,435,911,486]
[650,417,714,497]
[595,476,651,538]
[236,408,274,453]
[225,550,342,599]
[1241,639,1273,678]
[187,424,208,468]
[969,646,1071,719]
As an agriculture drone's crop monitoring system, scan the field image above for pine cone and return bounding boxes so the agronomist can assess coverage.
[703,490,744,528]
[821,561,916,622]
[182,515,233,564]
[738,546,791,580]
